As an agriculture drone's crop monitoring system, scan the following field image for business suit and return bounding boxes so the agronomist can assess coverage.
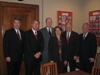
[24,29,44,75]
[79,32,97,73]
[3,28,24,75]
[40,27,55,64]
[48,36,67,74]
[61,31,79,72]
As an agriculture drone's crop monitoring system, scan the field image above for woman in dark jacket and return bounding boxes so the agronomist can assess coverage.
[48,26,67,74]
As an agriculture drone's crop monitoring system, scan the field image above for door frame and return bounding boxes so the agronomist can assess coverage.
[0,1,39,75]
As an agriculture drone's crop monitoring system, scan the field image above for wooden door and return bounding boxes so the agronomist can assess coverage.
[0,1,39,75]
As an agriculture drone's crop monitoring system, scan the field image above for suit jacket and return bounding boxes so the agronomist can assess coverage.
[3,28,25,62]
[24,29,44,63]
[40,27,55,63]
[48,36,67,62]
[61,31,79,60]
[79,33,97,61]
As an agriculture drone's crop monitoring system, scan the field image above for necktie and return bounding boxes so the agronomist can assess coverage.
[49,28,51,37]
[16,30,21,41]
[34,31,38,40]
[83,34,86,40]
[67,32,70,43]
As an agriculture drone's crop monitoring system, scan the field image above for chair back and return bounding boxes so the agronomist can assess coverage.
[40,62,58,75]
[92,66,100,75]
[94,53,100,66]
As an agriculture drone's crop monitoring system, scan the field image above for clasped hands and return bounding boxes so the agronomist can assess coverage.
[34,52,41,58]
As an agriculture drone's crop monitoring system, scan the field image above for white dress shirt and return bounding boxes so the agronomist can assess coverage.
[83,32,88,38]
[46,27,52,33]
[66,32,71,38]
[15,29,21,39]
[32,28,37,35]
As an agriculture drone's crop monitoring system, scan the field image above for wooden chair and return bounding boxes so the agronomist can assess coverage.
[94,53,100,66]
[92,66,100,75]
[40,62,58,75]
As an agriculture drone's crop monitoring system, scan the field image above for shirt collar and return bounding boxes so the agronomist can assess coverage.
[14,28,20,33]
[66,31,71,35]
[32,28,37,34]
[46,27,52,32]
[83,32,88,37]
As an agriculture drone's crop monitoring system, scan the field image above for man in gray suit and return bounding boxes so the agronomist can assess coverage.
[40,17,55,64]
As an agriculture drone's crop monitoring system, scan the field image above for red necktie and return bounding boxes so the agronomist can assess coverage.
[34,31,38,40]
[16,30,21,41]
[67,32,70,43]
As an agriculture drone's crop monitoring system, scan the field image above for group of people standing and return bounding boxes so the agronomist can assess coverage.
[3,17,97,75]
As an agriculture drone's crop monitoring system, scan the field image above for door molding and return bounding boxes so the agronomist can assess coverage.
[0,1,39,75]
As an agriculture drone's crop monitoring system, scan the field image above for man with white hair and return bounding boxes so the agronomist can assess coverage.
[79,23,97,73]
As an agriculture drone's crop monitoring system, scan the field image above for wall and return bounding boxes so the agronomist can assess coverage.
[0,0,83,33]
[0,0,99,52]
[43,0,83,33]
[82,0,100,53]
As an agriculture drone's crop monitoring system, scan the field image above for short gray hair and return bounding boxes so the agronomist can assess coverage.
[65,22,72,26]
[82,22,89,27]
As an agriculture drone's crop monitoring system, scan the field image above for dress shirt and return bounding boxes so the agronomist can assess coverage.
[15,29,21,40]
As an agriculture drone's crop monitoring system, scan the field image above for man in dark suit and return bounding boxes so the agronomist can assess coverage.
[79,23,97,73]
[24,20,44,75]
[61,22,79,72]
[3,18,24,75]
[40,18,55,64]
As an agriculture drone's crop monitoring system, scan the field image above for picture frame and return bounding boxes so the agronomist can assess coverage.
[57,11,72,31]
[89,10,100,46]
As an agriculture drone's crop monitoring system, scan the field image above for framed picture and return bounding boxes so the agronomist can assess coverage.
[57,11,72,31]
[89,10,100,46]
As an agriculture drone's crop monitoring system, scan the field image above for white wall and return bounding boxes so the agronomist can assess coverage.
[0,0,99,52]
[43,0,83,33]
[0,0,83,33]
[82,0,100,53]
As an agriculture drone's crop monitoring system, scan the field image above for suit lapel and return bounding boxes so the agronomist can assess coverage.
[83,33,90,41]
[44,27,50,37]
[68,31,73,43]
[55,36,59,49]
[81,33,84,41]
[51,28,54,36]
[30,29,37,40]
[12,28,20,41]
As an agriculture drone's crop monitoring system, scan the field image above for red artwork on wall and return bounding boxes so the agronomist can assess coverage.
[57,11,72,31]
[89,10,100,46]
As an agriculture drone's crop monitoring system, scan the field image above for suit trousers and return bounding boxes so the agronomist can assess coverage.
[80,57,94,73]
[6,58,22,75]
[25,60,40,75]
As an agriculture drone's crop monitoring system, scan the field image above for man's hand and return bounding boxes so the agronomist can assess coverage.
[6,57,11,62]
[89,58,94,62]
[64,61,67,65]
[77,56,79,59]
[50,61,54,63]
[34,52,41,58]
[73,56,78,60]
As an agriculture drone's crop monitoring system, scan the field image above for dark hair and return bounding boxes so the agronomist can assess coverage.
[32,19,40,24]
[14,18,21,22]
[54,26,63,32]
